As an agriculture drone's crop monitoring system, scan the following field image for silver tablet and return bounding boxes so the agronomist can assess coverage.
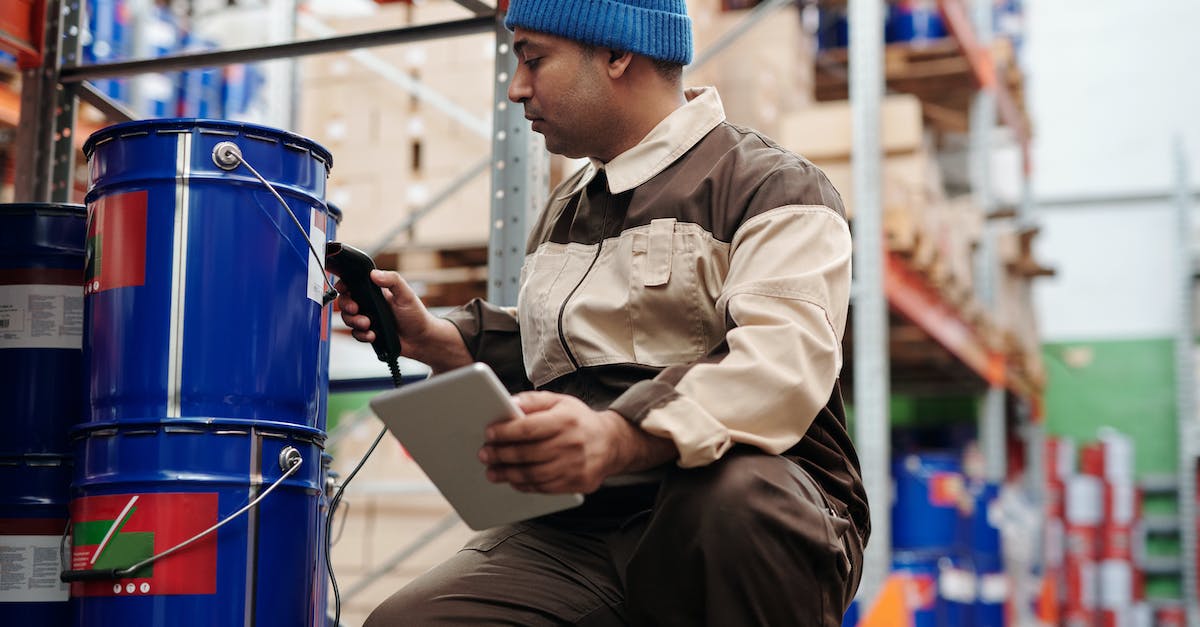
[368,362,583,530]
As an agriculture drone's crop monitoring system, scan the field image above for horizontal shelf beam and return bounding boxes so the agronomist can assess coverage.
[884,251,1039,403]
[60,15,496,83]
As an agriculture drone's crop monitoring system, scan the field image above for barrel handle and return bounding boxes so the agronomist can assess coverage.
[211,140,338,305]
[61,447,304,584]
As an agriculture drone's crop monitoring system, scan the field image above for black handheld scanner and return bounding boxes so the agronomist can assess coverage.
[325,242,403,363]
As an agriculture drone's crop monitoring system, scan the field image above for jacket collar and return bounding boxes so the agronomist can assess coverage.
[560,86,726,199]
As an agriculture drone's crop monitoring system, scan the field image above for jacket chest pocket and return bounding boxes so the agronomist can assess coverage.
[629,219,716,365]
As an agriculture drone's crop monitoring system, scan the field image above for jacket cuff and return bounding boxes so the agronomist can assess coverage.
[443,298,532,393]
[609,380,732,467]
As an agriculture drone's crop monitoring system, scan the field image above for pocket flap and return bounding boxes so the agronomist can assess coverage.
[644,218,676,287]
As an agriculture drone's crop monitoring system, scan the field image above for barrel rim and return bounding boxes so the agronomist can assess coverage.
[82,118,334,172]
[71,417,328,442]
[0,202,87,218]
[326,202,344,224]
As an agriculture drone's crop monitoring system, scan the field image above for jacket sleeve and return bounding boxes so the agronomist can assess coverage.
[443,299,534,394]
[608,173,852,467]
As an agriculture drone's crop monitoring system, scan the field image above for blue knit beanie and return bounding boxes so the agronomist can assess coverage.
[505,0,693,66]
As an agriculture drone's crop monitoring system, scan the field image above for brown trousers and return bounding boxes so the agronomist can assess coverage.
[365,449,865,626]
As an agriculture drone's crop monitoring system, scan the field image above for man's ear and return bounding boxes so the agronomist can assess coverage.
[604,49,634,78]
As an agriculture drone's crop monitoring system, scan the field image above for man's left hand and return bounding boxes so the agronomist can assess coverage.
[479,391,677,494]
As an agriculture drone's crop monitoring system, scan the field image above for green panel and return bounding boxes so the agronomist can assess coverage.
[1043,338,1178,476]
[1145,575,1183,600]
[327,390,378,433]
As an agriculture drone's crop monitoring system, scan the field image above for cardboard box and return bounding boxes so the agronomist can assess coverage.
[778,95,924,161]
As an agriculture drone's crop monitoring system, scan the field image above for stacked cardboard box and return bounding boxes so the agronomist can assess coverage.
[687,0,814,137]
[298,2,494,252]
[996,223,1052,385]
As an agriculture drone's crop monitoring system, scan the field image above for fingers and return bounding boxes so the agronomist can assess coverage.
[485,409,574,444]
[479,440,557,466]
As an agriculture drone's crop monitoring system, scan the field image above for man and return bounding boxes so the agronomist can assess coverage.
[343,0,869,624]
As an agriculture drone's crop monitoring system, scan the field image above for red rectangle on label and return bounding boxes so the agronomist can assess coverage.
[86,190,148,295]
[70,492,218,597]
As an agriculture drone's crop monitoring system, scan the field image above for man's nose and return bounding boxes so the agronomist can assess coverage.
[508,65,531,103]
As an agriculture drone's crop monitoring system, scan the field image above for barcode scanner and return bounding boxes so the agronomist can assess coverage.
[325,243,403,371]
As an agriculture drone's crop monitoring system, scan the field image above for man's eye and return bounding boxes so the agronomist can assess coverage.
[525,58,540,69]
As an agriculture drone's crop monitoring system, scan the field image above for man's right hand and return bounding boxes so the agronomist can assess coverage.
[336,270,472,373]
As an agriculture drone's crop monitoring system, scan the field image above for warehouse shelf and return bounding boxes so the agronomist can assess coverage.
[813,0,1030,168]
[0,0,44,68]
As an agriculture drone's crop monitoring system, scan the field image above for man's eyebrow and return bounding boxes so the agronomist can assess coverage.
[513,38,543,58]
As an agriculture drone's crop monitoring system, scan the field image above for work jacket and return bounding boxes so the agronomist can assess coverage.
[446,87,869,533]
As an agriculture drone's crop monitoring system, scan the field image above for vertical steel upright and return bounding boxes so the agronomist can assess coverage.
[849,0,889,605]
[488,14,547,307]
[1172,138,1198,623]
[969,0,1006,482]
[13,0,82,203]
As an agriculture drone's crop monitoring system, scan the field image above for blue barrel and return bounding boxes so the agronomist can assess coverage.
[1,203,87,456]
[0,203,86,624]
[0,457,73,625]
[891,551,944,627]
[964,482,1005,627]
[70,420,324,626]
[77,120,334,626]
[892,452,964,553]
[82,119,333,429]
[317,203,343,434]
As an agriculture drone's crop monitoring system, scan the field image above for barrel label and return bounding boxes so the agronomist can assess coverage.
[0,522,69,603]
[308,208,328,304]
[70,493,218,597]
[0,284,84,350]
[85,190,148,296]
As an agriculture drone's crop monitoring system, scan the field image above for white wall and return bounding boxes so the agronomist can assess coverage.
[1032,203,1181,341]
[1025,0,1200,341]
[1025,0,1200,200]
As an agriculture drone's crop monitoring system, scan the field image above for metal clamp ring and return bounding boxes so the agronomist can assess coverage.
[279,446,303,472]
[212,141,243,171]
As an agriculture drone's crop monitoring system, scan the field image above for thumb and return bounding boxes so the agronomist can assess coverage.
[511,391,564,414]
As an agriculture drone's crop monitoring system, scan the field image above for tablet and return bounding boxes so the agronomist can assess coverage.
[368,362,583,530]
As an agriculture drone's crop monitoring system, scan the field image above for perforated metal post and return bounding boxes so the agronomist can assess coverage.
[969,0,1006,483]
[14,0,83,203]
[488,17,547,307]
[849,0,889,606]
[1173,138,1198,624]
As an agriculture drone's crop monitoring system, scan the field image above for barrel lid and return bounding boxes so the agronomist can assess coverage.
[327,203,344,224]
[0,202,86,218]
[82,118,334,173]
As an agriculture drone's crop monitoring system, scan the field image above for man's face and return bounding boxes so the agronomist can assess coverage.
[508,28,612,159]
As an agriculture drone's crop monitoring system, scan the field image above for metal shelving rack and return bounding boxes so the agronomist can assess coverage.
[848,0,1041,606]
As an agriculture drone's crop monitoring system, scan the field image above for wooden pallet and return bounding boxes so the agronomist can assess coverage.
[376,242,488,308]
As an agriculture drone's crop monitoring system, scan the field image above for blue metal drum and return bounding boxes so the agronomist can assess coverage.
[0,457,73,626]
[964,482,1005,627]
[0,203,87,456]
[70,420,324,626]
[82,119,333,428]
[76,119,334,626]
[891,551,944,627]
[892,452,964,553]
[317,203,343,434]
[0,203,86,625]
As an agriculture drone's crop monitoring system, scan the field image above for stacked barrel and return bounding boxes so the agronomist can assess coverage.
[0,204,87,625]
[1045,431,1150,626]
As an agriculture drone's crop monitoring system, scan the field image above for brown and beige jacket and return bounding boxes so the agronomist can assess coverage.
[446,88,868,528]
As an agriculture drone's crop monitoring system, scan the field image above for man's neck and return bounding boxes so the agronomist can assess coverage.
[598,88,688,163]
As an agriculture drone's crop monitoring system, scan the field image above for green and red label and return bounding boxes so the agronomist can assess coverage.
[85,190,148,296]
[70,493,218,597]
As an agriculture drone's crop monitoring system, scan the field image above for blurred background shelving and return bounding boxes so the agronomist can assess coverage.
[6,0,1200,625]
